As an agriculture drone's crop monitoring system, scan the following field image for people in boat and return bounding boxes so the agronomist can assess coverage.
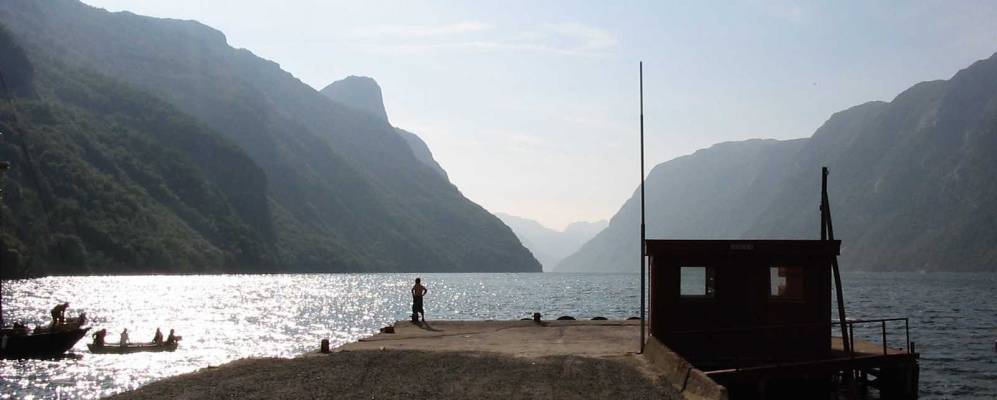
[165,329,179,345]
[153,328,163,345]
[12,321,29,336]
[92,329,107,347]
[120,328,129,347]
[411,278,428,323]
[50,302,69,326]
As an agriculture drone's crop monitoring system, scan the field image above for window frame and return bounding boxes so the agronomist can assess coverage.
[679,265,716,299]
[768,265,806,302]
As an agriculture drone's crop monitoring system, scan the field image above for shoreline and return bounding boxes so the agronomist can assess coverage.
[8,270,993,281]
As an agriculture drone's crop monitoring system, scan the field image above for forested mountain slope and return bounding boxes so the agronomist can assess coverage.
[0,24,274,275]
[0,0,539,275]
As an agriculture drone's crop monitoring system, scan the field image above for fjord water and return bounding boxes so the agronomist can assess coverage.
[1,272,994,399]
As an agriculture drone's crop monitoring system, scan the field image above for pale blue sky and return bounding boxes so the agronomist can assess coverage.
[81,0,997,229]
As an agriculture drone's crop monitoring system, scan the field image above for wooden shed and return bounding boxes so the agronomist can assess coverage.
[647,239,841,369]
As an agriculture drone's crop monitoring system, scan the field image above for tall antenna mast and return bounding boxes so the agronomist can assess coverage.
[639,61,646,353]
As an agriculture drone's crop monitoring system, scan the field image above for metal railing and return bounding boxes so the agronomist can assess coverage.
[662,317,914,370]
[832,317,912,357]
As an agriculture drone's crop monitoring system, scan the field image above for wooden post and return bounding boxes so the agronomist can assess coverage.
[822,167,855,398]
[0,161,11,328]
[639,61,646,354]
[0,71,10,330]
[823,168,850,353]
[882,321,888,355]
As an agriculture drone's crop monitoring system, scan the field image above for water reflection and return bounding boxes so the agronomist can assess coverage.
[2,272,994,399]
[1,273,640,399]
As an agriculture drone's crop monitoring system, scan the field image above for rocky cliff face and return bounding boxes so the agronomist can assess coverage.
[394,128,449,181]
[319,76,450,181]
[320,76,390,123]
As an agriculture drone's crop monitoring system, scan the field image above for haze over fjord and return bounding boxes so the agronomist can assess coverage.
[6,0,997,274]
[76,0,997,230]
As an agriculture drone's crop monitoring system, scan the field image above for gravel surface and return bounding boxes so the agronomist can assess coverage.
[109,349,679,400]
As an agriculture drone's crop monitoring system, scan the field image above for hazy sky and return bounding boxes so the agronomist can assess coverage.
[81,0,997,230]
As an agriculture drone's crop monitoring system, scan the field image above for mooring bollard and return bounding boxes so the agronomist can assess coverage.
[320,338,330,353]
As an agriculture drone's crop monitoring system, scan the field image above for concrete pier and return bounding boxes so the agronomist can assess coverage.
[110,320,725,400]
[338,319,643,357]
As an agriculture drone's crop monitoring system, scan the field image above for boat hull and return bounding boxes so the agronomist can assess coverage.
[88,342,178,354]
[0,327,90,359]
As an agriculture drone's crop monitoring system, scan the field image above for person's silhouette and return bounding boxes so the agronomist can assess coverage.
[411,278,428,323]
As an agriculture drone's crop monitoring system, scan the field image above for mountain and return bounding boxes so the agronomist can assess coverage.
[394,128,449,181]
[0,24,275,275]
[319,76,449,180]
[496,213,607,271]
[559,51,997,273]
[556,139,806,272]
[0,0,539,274]
[320,76,389,123]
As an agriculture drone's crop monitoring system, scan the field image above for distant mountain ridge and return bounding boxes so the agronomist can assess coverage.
[496,213,607,271]
[0,0,540,275]
[559,51,997,272]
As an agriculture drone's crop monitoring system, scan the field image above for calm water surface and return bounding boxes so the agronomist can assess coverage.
[839,272,996,399]
[0,272,994,399]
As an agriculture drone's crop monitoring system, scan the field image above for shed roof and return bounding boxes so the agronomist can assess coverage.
[645,240,840,258]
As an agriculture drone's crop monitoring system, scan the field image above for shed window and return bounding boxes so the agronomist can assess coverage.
[769,266,804,299]
[680,266,715,297]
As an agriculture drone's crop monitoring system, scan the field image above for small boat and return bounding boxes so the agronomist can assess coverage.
[31,316,87,334]
[1,326,90,359]
[0,162,90,360]
[88,341,179,354]
[1,316,90,359]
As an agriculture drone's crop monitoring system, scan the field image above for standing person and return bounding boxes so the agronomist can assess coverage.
[411,278,428,323]
[50,302,69,327]
[120,328,129,347]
